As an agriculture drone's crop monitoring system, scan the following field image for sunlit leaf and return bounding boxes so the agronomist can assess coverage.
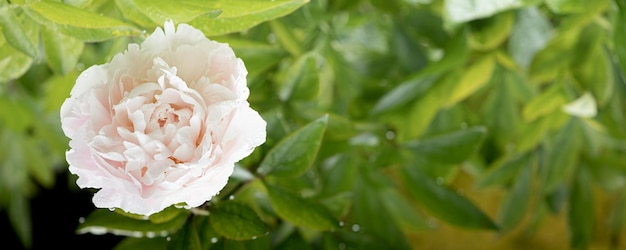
[522,83,568,122]
[615,2,626,77]
[24,0,141,41]
[402,165,498,230]
[41,25,84,75]
[114,0,154,27]
[528,30,578,84]
[0,5,38,58]
[0,35,33,83]
[257,115,327,177]
[265,184,338,231]
[394,72,459,140]
[132,0,221,24]
[468,12,514,51]
[443,55,495,106]
[189,0,310,37]
[546,0,590,13]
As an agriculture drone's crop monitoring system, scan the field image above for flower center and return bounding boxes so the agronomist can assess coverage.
[157,108,179,127]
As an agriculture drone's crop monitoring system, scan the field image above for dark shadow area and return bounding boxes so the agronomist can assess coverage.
[2,172,124,250]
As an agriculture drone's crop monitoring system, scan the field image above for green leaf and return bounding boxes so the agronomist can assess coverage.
[22,137,54,188]
[497,163,532,233]
[546,0,590,13]
[615,4,626,78]
[390,72,459,141]
[516,110,569,154]
[132,0,221,24]
[194,216,221,250]
[166,219,202,250]
[352,166,412,249]
[468,12,514,51]
[570,26,613,106]
[0,34,33,82]
[277,52,321,101]
[265,183,338,231]
[404,126,487,165]
[508,7,553,69]
[41,25,84,75]
[541,118,582,193]
[209,201,268,240]
[475,154,529,188]
[0,5,38,58]
[24,0,141,42]
[257,115,328,177]
[482,67,521,145]
[522,83,568,122]
[114,0,155,27]
[270,20,303,57]
[379,188,431,231]
[216,38,287,78]
[401,165,498,230]
[568,168,594,250]
[77,209,189,237]
[189,0,310,37]
[115,237,168,250]
[149,206,185,224]
[528,29,578,84]
[370,74,438,115]
[8,195,31,249]
[419,30,468,76]
[443,55,495,107]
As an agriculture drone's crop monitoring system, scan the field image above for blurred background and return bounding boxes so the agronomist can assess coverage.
[2,0,626,249]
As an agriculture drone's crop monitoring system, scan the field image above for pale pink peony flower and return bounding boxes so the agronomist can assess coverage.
[60,21,266,216]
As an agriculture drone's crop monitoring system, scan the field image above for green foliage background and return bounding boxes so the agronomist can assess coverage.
[2,0,626,249]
